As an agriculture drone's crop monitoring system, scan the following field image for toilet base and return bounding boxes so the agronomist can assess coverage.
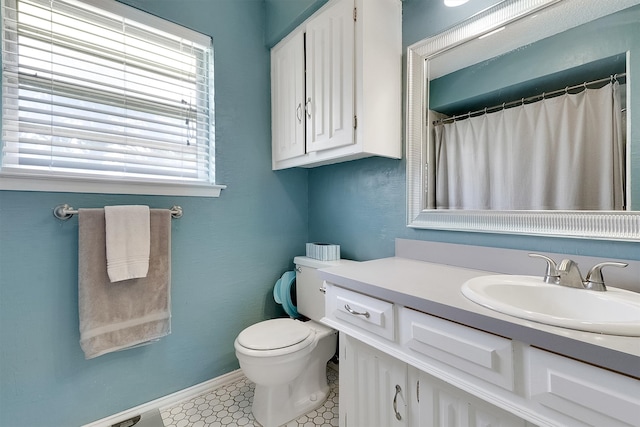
[252,360,331,427]
[236,321,338,427]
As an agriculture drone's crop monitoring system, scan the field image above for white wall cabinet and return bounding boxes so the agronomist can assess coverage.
[270,0,402,170]
[324,282,640,427]
[271,29,305,162]
[304,0,354,154]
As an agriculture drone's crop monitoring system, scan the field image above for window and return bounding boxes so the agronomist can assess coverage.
[0,0,223,196]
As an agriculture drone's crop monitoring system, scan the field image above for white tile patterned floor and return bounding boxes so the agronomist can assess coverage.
[161,365,339,427]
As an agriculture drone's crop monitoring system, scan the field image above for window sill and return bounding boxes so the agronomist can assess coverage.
[0,174,226,198]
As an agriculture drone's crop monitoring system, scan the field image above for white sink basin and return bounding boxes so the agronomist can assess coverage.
[461,275,640,336]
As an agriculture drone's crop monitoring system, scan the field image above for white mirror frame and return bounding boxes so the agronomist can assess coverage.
[406,0,640,241]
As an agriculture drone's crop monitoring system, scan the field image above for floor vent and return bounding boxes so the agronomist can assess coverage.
[111,409,163,427]
[110,415,140,427]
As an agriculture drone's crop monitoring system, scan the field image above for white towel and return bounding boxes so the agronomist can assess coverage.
[105,205,150,282]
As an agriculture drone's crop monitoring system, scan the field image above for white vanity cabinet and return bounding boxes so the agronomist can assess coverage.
[408,366,528,427]
[323,281,640,427]
[340,334,526,427]
[526,347,640,427]
[270,0,402,170]
[341,334,408,427]
[326,284,529,426]
[325,281,395,340]
[400,307,515,392]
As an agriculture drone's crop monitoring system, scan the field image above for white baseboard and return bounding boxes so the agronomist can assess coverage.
[82,369,245,427]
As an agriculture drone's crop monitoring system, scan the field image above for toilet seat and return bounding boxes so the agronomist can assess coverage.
[236,319,315,357]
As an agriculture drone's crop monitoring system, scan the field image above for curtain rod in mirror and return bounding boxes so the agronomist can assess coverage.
[432,73,626,126]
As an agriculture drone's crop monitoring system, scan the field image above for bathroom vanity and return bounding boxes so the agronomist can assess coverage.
[320,240,640,427]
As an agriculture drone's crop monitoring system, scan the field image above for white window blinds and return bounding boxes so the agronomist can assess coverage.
[1,0,221,196]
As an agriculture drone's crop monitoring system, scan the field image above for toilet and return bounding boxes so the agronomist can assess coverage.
[234,256,348,427]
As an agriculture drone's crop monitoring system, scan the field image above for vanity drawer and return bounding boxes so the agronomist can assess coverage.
[526,347,640,427]
[399,307,515,391]
[325,284,395,341]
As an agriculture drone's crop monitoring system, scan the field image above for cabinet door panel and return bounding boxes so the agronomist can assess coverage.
[409,367,526,427]
[305,0,354,153]
[467,400,526,427]
[400,307,514,391]
[527,347,640,427]
[342,334,407,427]
[326,283,396,341]
[271,30,305,162]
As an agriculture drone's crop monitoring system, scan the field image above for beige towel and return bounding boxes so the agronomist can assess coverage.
[104,205,150,282]
[78,208,171,359]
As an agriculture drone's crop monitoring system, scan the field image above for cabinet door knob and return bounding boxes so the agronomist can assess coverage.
[393,384,402,421]
[296,103,302,123]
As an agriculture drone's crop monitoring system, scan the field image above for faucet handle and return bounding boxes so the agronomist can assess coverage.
[528,253,559,283]
[584,261,628,291]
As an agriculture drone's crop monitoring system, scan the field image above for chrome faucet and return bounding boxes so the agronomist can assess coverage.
[528,253,559,284]
[556,259,587,289]
[583,262,629,291]
[528,253,628,291]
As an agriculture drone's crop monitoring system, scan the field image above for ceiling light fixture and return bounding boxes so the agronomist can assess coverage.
[444,0,470,7]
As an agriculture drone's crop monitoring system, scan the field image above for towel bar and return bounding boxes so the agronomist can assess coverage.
[53,204,183,220]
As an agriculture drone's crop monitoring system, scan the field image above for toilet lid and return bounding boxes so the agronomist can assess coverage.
[237,318,311,350]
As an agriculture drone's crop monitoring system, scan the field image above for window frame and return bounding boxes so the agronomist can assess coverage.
[0,0,225,197]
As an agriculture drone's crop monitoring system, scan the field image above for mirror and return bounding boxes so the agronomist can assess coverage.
[406,0,640,240]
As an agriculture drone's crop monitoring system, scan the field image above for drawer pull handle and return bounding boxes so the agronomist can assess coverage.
[393,384,402,421]
[344,304,370,318]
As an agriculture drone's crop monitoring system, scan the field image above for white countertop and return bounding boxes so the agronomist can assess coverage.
[319,256,640,378]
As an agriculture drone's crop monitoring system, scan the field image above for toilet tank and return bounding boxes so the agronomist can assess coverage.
[293,256,353,322]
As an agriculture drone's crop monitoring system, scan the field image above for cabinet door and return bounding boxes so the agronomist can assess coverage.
[340,333,408,427]
[305,0,355,153]
[527,347,640,427]
[408,367,526,427]
[271,30,305,162]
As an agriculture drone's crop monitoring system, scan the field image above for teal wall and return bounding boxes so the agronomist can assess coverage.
[265,0,328,47]
[307,0,640,262]
[429,6,638,113]
[1,1,639,426]
[0,1,309,426]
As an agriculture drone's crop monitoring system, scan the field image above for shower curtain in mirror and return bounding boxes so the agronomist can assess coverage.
[433,81,625,210]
